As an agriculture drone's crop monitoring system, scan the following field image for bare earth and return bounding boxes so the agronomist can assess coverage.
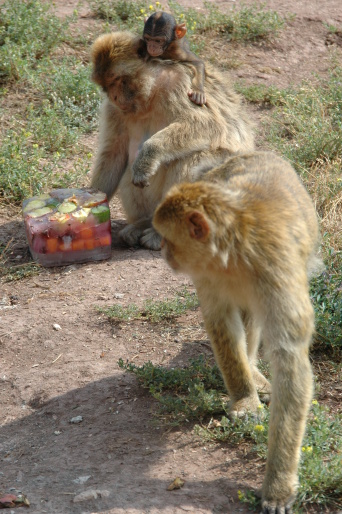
[1,1,342,513]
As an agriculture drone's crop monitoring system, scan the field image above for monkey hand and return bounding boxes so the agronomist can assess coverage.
[188,88,207,106]
[132,145,160,188]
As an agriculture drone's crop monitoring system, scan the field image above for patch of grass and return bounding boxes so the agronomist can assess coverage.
[197,401,342,511]
[99,287,199,323]
[311,253,342,352]
[0,2,99,204]
[263,68,342,352]
[266,66,342,169]
[89,0,286,43]
[0,0,71,82]
[0,125,93,203]
[118,354,226,424]
[201,1,286,42]
[235,83,283,105]
[88,0,153,32]
[0,262,42,282]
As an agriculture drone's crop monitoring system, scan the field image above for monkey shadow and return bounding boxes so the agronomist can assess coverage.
[0,352,251,513]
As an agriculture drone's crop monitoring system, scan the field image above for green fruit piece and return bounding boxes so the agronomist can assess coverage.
[23,199,46,212]
[27,207,52,218]
[46,198,60,209]
[83,192,107,208]
[72,208,91,222]
[91,205,110,223]
[58,202,77,213]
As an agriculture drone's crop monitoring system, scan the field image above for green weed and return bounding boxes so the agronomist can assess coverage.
[235,83,283,105]
[0,0,71,82]
[266,67,342,170]
[99,288,199,323]
[118,354,226,424]
[197,401,342,511]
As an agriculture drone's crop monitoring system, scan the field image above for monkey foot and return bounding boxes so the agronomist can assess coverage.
[140,228,162,250]
[261,496,296,514]
[229,395,261,419]
[119,224,144,247]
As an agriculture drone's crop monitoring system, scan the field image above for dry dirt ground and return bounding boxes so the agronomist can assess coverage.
[1,1,342,513]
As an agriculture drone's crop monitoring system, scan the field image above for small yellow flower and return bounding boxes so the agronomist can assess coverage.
[140,8,145,13]
[257,404,264,410]
[149,4,153,9]
[180,13,184,18]
[254,425,265,432]
[312,399,318,405]
[302,446,312,452]
[237,490,244,500]
[156,1,160,5]
[32,144,38,148]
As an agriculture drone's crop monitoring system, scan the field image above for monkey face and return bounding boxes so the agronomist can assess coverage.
[102,74,137,112]
[143,35,167,57]
[160,237,181,271]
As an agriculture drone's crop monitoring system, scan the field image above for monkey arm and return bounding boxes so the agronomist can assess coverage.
[90,100,129,199]
[131,116,222,188]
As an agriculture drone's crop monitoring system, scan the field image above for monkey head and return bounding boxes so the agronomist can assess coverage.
[91,32,145,113]
[143,11,187,57]
[153,182,236,273]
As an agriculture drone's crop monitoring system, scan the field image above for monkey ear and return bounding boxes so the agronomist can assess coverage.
[175,23,187,39]
[186,211,210,241]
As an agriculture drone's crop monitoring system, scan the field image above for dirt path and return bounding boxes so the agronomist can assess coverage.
[1,1,341,512]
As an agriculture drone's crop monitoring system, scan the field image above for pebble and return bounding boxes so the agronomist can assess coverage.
[69,416,83,424]
[53,324,61,331]
[73,489,110,502]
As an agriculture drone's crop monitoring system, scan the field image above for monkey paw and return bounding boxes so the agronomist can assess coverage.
[188,89,206,106]
[119,224,144,247]
[229,395,261,419]
[131,173,150,188]
[140,228,162,251]
[261,495,296,514]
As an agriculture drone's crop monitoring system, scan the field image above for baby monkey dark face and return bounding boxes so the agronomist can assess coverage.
[143,11,186,57]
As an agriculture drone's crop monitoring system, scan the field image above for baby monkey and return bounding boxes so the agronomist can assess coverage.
[138,11,206,106]
[153,151,323,513]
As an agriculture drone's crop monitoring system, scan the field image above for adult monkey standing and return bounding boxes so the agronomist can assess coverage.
[153,152,323,514]
[90,31,254,250]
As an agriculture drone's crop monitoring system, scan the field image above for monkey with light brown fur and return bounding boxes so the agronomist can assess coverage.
[90,31,254,250]
[153,151,323,514]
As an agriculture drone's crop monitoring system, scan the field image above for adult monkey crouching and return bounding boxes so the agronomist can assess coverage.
[90,31,254,250]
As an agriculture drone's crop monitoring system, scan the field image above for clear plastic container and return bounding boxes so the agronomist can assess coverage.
[22,188,112,267]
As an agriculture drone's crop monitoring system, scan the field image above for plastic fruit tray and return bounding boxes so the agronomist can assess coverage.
[22,188,112,267]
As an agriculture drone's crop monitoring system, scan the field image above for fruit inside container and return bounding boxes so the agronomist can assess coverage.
[22,188,112,267]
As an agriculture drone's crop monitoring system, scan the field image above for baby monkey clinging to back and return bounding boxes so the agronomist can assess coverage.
[138,11,206,106]
[153,151,323,514]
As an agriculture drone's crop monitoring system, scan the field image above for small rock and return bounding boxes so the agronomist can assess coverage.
[73,489,110,503]
[70,416,83,424]
[73,476,92,485]
[114,293,124,299]
[53,324,61,331]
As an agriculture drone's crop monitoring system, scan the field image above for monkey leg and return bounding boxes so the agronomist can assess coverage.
[244,313,272,403]
[261,344,313,514]
[202,304,261,418]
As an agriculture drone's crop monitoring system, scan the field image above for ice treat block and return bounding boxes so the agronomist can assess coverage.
[22,188,112,267]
